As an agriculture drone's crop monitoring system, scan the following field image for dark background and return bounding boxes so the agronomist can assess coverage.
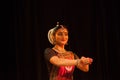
[8,0,119,80]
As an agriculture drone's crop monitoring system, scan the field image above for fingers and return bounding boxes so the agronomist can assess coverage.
[88,58,93,63]
[80,56,93,65]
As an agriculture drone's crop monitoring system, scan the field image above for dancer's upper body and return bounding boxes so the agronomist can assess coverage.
[44,22,93,80]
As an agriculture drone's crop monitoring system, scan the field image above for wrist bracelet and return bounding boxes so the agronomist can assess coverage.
[76,59,80,67]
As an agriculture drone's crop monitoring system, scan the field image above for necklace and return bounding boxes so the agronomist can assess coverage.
[52,47,66,54]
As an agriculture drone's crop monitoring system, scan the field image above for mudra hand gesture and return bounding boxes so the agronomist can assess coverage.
[80,56,93,65]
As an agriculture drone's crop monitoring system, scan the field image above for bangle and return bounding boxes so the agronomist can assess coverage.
[76,59,80,67]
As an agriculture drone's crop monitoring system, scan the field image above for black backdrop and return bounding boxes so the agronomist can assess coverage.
[8,0,120,80]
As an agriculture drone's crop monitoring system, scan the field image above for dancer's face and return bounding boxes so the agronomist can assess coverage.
[54,28,68,46]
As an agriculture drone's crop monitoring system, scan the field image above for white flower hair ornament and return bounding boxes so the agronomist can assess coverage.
[47,22,59,45]
[48,28,54,45]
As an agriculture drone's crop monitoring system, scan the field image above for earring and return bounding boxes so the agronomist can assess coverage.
[53,39,56,45]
